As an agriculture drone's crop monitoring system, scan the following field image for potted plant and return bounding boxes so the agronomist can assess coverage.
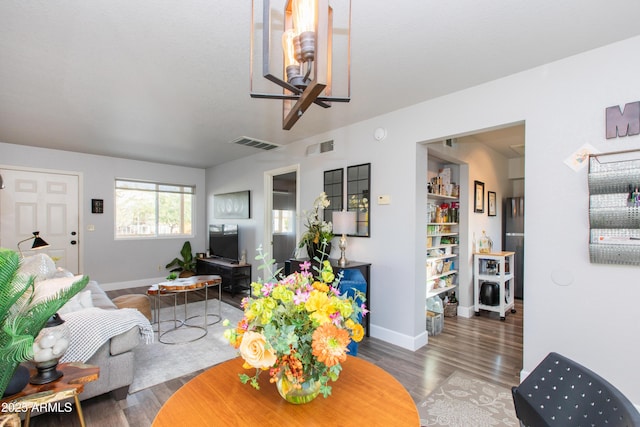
[165,241,196,278]
[0,248,88,397]
[298,192,333,259]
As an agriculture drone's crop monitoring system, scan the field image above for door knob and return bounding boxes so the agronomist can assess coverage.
[71,231,77,236]
[70,240,77,245]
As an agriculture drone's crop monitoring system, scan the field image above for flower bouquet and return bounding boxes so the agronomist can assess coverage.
[298,192,333,259]
[224,246,367,404]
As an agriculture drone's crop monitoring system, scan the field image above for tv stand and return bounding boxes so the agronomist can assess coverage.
[196,258,251,296]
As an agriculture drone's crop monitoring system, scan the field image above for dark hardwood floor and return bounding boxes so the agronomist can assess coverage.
[27,287,523,426]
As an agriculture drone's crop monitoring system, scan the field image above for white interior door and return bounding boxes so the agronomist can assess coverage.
[0,168,80,273]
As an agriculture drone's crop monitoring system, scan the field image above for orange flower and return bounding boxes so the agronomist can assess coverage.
[312,281,329,293]
[311,323,350,367]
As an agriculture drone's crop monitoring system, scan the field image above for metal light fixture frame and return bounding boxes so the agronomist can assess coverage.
[250,0,351,130]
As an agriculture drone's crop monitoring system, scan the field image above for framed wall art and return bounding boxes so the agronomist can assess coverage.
[474,181,485,213]
[488,191,497,216]
[214,190,250,219]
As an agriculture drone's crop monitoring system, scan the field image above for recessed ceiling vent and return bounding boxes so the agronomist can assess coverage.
[230,136,281,151]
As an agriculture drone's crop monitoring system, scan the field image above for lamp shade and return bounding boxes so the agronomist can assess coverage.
[332,211,356,235]
[32,232,49,250]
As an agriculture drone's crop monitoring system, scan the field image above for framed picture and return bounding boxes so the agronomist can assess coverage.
[474,181,485,213]
[488,191,497,216]
[214,190,251,219]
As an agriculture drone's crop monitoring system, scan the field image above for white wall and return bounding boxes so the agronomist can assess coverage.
[0,143,206,287]
[207,35,640,403]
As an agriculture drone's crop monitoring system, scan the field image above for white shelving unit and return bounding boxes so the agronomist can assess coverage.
[473,251,516,320]
[427,193,459,300]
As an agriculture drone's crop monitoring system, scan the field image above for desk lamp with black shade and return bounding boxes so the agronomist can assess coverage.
[15,232,71,384]
[17,231,50,258]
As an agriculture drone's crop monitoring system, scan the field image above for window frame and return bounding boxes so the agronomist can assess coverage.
[114,178,195,240]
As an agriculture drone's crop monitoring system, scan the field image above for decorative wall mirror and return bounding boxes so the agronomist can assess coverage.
[347,163,370,237]
[323,168,344,223]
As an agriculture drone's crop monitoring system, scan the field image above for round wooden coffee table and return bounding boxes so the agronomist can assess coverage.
[152,356,420,426]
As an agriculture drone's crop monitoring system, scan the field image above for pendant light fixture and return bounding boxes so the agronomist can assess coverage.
[250,0,351,130]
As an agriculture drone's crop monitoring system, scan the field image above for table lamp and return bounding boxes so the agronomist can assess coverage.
[17,231,50,258]
[332,211,356,267]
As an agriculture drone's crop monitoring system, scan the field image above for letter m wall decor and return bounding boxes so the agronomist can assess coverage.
[606,101,640,139]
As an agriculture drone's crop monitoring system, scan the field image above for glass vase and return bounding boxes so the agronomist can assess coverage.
[276,374,321,404]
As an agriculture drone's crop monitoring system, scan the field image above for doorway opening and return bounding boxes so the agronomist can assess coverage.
[264,166,299,271]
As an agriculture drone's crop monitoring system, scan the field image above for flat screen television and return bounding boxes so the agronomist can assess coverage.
[209,224,239,262]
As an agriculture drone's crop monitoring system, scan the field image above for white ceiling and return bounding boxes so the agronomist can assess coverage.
[2,1,640,168]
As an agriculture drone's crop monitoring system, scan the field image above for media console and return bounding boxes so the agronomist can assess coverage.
[196,258,251,296]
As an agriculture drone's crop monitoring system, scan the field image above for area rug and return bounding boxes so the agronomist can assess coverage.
[129,299,244,393]
[417,371,519,427]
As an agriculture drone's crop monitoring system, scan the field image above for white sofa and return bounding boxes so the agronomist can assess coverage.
[20,255,152,401]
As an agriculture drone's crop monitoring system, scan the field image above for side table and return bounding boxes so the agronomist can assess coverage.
[147,275,222,344]
[0,362,99,427]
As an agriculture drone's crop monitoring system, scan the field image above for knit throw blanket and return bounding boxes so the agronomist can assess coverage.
[60,307,154,363]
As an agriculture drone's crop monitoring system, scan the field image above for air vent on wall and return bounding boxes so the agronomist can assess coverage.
[306,140,334,156]
[230,136,281,151]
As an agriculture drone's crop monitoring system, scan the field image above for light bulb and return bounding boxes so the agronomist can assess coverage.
[292,0,317,34]
[282,29,298,69]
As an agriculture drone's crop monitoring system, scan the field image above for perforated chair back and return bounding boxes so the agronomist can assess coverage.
[512,352,640,427]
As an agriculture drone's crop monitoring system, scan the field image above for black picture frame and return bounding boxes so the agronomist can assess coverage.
[488,191,497,216]
[91,199,104,214]
[474,181,485,213]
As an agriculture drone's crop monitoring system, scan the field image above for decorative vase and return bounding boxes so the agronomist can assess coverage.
[276,374,322,404]
[30,313,70,385]
[306,242,331,260]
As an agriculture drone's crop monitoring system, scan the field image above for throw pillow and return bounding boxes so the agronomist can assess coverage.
[31,275,87,306]
[58,289,94,315]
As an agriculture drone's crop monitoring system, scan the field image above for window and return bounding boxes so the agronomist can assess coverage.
[272,209,294,234]
[115,179,194,239]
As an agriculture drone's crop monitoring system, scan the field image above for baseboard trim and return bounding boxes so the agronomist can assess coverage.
[457,304,474,318]
[369,324,428,351]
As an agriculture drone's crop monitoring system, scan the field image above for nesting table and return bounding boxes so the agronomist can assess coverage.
[147,275,222,344]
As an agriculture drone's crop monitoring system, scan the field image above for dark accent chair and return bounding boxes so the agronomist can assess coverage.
[512,352,640,427]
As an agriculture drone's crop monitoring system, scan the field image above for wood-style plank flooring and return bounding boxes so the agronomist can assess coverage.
[27,287,523,426]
